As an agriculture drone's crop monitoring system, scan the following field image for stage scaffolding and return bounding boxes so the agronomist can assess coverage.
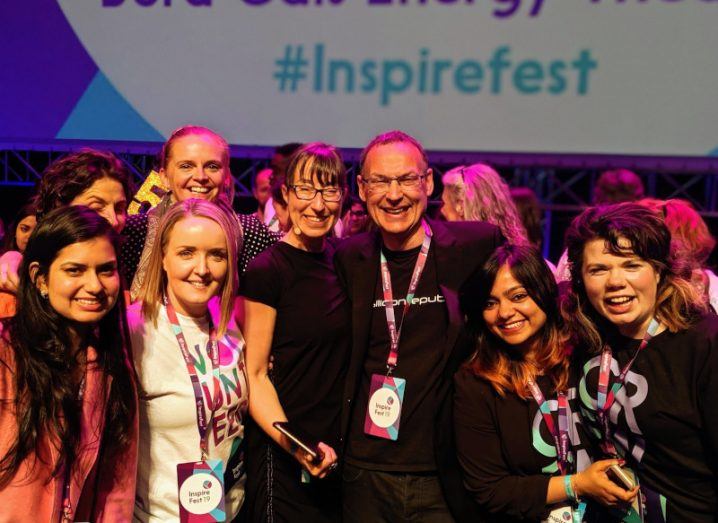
[2,144,717,259]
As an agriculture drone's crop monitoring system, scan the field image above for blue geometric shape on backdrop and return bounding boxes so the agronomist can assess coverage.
[709,147,718,157]
[57,71,164,141]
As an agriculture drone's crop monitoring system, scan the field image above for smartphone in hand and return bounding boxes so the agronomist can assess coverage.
[273,421,324,463]
[607,464,636,490]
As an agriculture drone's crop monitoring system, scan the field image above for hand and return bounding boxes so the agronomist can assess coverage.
[574,459,639,508]
[293,442,338,479]
[0,251,22,294]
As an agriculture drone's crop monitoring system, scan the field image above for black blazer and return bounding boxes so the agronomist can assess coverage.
[334,218,502,522]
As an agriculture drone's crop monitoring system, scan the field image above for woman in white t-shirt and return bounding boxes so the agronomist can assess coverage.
[128,199,248,522]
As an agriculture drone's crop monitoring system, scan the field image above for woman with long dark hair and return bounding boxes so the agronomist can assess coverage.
[0,199,39,318]
[0,205,137,521]
[454,244,636,522]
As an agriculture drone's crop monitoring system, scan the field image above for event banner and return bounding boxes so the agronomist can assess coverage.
[2,0,717,156]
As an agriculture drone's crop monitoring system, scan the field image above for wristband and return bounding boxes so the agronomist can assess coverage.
[564,474,577,501]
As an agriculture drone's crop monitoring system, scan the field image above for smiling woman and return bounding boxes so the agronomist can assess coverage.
[124,125,282,300]
[129,199,248,522]
[563,202,718,522]
[239,142,350,522]
[0,206,137,521]
[454,244,629,522]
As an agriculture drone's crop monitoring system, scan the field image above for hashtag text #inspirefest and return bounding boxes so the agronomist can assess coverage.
[274,45,597,107]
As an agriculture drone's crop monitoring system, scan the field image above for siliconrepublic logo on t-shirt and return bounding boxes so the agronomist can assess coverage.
[372,294,445,308]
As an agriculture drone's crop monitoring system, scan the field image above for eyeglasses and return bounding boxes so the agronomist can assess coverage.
[288,184,343,202]
[360,173,428,194]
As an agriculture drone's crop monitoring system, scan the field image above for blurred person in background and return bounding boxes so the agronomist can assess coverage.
[341,197,372,238]
[252,168,273,222]
[640,198,717,312]
[0,199,39,318]
[556,168,646,282]
[441,163,529,246]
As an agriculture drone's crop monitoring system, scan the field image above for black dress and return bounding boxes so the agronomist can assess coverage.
[240,241,351,523]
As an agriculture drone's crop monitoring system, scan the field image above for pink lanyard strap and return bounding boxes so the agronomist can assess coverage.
[596,317,660,456]
[527,379,571,475]
[166,298,220,460]
[60,375,87,522]
[379,220,432,374]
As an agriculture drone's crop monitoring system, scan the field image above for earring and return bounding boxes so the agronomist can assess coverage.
[293,225,302,236]
[40,289,48,299]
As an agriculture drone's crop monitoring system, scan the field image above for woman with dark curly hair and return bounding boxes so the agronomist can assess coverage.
[0,206,137,521]
[563,202,717,522]
[0,149,133,296]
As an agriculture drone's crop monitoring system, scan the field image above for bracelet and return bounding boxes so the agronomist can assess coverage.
[564,474,577,501]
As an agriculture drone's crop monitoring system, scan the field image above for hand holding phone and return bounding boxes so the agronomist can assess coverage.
[573,460,639,508]
[272,421,338,478]
[607,464,636,490]
[273,421,323,463]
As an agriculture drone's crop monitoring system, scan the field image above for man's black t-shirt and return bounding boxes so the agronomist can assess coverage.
[345,244,448,472]
[579,314,718,522]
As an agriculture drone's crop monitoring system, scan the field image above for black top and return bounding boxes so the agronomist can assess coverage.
[241,241,351,449]
[454,367,596,522]
[345,244,447,471]
[335,219,504,522]
[578,314,718,522]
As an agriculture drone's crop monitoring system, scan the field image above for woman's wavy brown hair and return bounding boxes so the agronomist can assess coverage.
[461,244,569,398]
[561,202,707,355]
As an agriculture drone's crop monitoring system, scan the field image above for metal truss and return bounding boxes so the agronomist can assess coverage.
[2,147,717,258]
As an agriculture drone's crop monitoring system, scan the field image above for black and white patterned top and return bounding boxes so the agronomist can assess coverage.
[119,212,149,288]
[237,213,283,274]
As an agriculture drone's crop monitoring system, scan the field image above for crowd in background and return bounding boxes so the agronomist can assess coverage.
[0,127,715,523]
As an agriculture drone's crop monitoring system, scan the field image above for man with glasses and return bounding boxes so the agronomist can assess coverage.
[335,130,502,522]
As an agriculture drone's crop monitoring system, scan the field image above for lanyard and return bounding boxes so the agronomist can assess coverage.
[166,298,220,461]
[528,379,587,523]
[596,317,660,457]
[60,375,87,523]
[379,220,432,374]
[526,379,570,475]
